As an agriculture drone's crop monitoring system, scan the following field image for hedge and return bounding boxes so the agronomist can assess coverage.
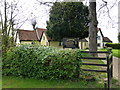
[105,43,120,49]
[2,45,82,80]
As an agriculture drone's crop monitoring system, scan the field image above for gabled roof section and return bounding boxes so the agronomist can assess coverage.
[97,28,104,37]
[44,32,53,41]
[97,28,112,42]
[103,37,112,42]
[36,28,46,40]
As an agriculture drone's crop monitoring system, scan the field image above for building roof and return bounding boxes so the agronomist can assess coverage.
[97,28,104,37]
[103,37,112,42]
[97,28,112,42]
[18,30,38,41]
[44,32,53,41]
[18,28,46,41]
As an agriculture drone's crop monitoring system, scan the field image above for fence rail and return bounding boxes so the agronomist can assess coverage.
[80,48,113,89]
[81,57,106,60]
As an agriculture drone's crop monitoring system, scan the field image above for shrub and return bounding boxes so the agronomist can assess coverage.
[2,45,82,80]
[105,43,120,49]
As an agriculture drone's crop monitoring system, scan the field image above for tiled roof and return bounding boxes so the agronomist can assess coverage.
[18,30,38,41]
[18,28,46,41]
[103,37,112,42]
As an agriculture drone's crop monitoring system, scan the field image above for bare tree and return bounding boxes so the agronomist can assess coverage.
[0,0,33,53]
[1,0,10,53]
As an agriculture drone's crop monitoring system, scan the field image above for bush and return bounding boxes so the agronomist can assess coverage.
[105,43,120,49]
[2,45,82,80]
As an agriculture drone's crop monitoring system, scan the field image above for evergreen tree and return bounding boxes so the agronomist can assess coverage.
[46,2,89,41]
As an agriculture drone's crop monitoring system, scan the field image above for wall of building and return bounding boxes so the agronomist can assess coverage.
[97,31,103,49]
[16,33,20,45]
[41,33,49,46]
[50,41,62,48]
[20,41,40,45]
[79,42,88,49]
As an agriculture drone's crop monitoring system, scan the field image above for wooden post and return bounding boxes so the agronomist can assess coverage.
[110,55,113,78]
[108,47,113,78]
[106,47,112,89]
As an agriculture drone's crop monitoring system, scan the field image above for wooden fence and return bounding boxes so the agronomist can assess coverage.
[80,49,113,89]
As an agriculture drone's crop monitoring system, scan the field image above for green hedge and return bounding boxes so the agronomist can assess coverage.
[105,43,120,49]
[2,45,82,80]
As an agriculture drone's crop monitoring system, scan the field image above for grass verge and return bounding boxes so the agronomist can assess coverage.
[2,76,103,88]
[99,49,120,58]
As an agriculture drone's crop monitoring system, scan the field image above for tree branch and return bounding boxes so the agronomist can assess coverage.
[97,1,107,12]
[36,0,53,7]
[98,0,117,21]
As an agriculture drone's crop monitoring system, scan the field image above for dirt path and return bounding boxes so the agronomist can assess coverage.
[98,53,107,64]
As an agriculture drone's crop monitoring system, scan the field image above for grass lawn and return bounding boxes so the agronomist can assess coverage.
[2,76,104,88]
[2,76,120,88]
[112,49,120,58]
[98,49,120,58]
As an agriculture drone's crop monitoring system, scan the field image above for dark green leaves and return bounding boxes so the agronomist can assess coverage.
[3,45,82,80]
[47,2,89,41]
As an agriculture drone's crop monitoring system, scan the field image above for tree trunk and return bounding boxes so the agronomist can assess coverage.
[2,0,8,54]
[89,1,98,56]
[2,0,15,54]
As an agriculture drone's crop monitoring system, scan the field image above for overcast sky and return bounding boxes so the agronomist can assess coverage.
[2,0,120,43]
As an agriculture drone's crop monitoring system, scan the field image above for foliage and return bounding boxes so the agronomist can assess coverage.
[118,32,120,43]
[2,45,82,80]
[2,36,16,54]
[105,43,120,49]
[46,2,89,41]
